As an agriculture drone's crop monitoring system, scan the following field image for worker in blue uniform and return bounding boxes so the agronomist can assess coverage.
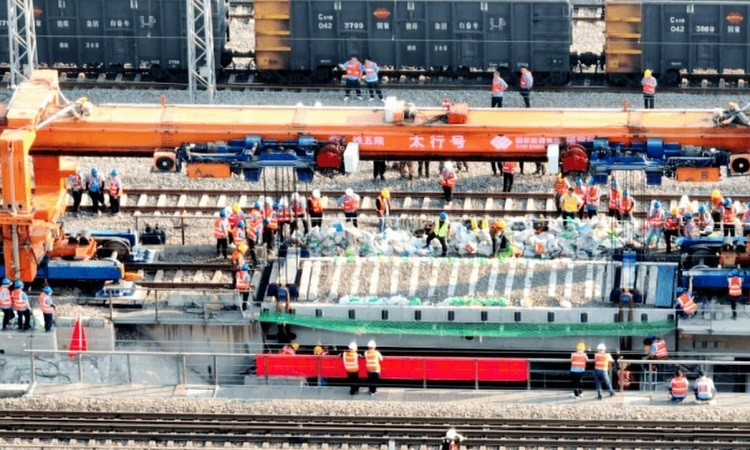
[519,67,533,108]
[86,167,106,215]
[362,57,384,103]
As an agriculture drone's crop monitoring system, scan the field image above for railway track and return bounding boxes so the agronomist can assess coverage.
[67,188,750,221]
[0,411,747,449]
[123,262,233,291]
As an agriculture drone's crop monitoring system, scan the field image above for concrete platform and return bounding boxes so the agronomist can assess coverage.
[25,383,750,408]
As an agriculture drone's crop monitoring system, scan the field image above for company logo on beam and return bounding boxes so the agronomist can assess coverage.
[727,12,744,24]
[491,135,513,150]
[373,8,391,19]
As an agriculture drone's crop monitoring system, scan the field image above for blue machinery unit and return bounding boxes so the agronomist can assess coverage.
[584,138,728,185]
[176,136,321,183]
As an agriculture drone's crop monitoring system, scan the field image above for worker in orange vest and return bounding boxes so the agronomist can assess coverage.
[641,69,657,109]
[213,210,230,259]
[645,201,664,249]
[727,268,743,320]
[617,189,635,222]
[607,180,621,219]
[342,342,361,395]
[490,71,508,108]
[663,207,681,254]
[570,342,588,398]
[519,67,533,108]
[0,278,13,331]
[39,286,56,332]
[280,341,299,355]
[10,280,30,331]
[669,369,689,402]
[235,263,253,312]
[442,428,464,450]
[695,205,714,235]
[584,179,600,219]
[107,169,123,215]
[227,203,245,245]
[339,188,361,228]
[645,335,669,360]
[594,343,616,399]
[675,287,698,319]
[573,179,586,220]
[262,205,279,251]
[553,174,569,214]
[440,162,457,205]
[741,202,750,237]
[67,168,85,213]
[721,197,737,237]
[232,221,248,251]
[709,189,724,224]
[375,189,391,233]
[490,219,508,257]
[277,197,293,242]
[340,55,363,101]
[617,362,633,391]
[308,190,324,229]
[365,340,384,395]
[501,161,516,193]
[231,244,247,277]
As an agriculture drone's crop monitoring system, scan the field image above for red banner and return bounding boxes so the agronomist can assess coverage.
[256,355,528,382]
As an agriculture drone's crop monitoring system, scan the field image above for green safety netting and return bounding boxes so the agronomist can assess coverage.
[259,312,674,338]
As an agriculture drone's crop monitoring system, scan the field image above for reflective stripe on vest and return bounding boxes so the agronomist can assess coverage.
[570,352,587,371]
[648,208,664,227]
[664,215,680,230]
[654,339,668,358]
[696,378,711,395]
[39,293,54,313]
[376,197,390,215]
[441,170,456,187]
[671,377,688,396]
[642,77,656,95]
[0,287,10,308]
[502,162,516,172]
[11,290,27,311]
[520,72,533,89]
[235,271,250,290]
[293,201,305,216]
[343,351,359,373]
[608,189,621,209]
[729,276,742,297]
[345,62,362,79]
[554,178,568,195]
[72,174,84,191]
[723,206,736,223]
[365,349,381,372]
[678,293,697,315]
[342,196,358,213]
[594,353,611,370]
[213,218,228,239]
[618,196,634,214]
[364,61,377,81]
[586,186,600,205]
[492,77,506,94]
[433,219,450,238]
[228,212,243,228]
[232,228,247,248]
[108,179,121,197]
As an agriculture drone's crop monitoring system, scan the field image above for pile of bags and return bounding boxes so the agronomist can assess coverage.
[304,215,641,260]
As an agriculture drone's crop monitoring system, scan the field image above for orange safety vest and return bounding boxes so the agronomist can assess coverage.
[585,186,600,206]
[375,196,390,216]
[696,378,711,396]
[71,174,84,191]
[664,215,680,230]
[345,61,362,78]
[729,276,743,297]
[364,61,377,79]
[11,290,27,311]
[648,208,664,227]
[608,188,621,209]
[520,72,533,89]
[278,206,292,222]
[594,353,611,371]
[213,218,229,239]
[280,345,295,355]
[231,250,245,269]
[0,287,10,308]
[570,352,587,371]
[343,350,359,373]
[491,77,506,94]
[228,211,243,229]
[722,205,736,224]
[710,196,724,210]
[235,270,250,290]
[266,212,279,231]
[441,169,457,188]
[618,196,634,215]
[232,227,247,248]
[574,185,585,199]
[653,339,668,359]
[108,178,121,197]
[341,195,359,213]
[677,293,697,315]
[39,293,54,314]
[501,162,516,173]
[642,76,656,95]
[365,349,382,372]
[554,178,569,195]
[309,197,323,214]
[670,376,688,397]
[292,201,305,217]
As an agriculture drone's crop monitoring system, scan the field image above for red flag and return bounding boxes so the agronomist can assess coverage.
[68,314,88,359]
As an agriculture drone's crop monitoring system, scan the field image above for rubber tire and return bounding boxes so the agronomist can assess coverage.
[731,157,750,174]
[155,156,175,172]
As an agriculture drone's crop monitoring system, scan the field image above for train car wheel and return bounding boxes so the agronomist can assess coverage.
[96,238,131,263]
[688,248,719,268]
[154,153,176,172]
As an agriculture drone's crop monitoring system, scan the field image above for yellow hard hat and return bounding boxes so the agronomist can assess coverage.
[238,244,248,252]
[576,342,585,351]
[557,173,563,179]
[729,102,739,110]
[232,203,241,213]
[495,219,506,230]
[381,189,390,199]
[644,69,652,77]
[711,189,720,198]
[292,342,299,351]
[670,207,679,215]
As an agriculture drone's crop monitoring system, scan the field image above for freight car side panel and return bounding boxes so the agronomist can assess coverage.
[642,2,750,77]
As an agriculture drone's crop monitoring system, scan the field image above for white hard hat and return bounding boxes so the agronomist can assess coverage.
[597,343,606,351]
[312,189,321,198]
[265,196,273,204]
[291,192,300,200]
[345,188,354,197]
[348,342,357,350]
[444,161,453,170]
[446,428,457,439]
[368,340,376,349]
[279,196,289,205]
